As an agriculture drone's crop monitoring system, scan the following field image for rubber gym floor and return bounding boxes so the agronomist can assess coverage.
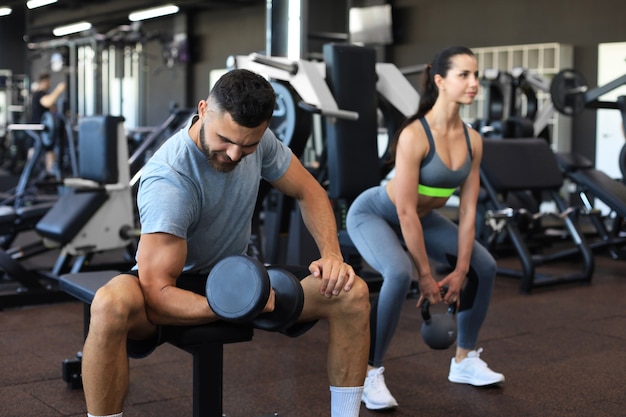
[0,195,625,416]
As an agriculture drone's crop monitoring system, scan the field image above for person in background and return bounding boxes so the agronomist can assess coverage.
[29,72,66,176]
[347,46,504,411]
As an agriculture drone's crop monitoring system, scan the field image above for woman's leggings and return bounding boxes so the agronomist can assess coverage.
[346,185,496,367]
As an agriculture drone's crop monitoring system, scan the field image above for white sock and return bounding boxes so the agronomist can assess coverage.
[329,386,363,417]
[87,413,122,417]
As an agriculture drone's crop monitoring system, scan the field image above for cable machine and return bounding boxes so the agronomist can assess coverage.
[26,24,149,130]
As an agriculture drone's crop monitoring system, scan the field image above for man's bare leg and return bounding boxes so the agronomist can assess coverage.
[81,274,157,415]
[299,275,370,386]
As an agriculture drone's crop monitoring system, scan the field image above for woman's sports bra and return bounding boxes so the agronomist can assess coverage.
[418,117,473,198]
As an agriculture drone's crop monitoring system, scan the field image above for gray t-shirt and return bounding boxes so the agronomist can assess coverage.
[135,115,292,274]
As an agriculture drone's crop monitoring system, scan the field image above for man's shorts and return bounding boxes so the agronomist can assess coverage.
[126,264,317,359]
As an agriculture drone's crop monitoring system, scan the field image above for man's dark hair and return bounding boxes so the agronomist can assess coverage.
[209,69,276,128]
[38,72,51,82]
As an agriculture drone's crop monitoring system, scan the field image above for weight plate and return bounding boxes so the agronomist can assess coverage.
[480,78,504,120]
[40,111,58,148]
[252,267,304,332]
[205,255,270,322]
[516,81,538,120]
[269,80,312,159]
[550,69,587,116]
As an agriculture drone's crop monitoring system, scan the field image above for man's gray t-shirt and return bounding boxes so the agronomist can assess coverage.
[135,115,292,274]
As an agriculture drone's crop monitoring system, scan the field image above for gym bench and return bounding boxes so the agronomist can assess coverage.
[479,138,594,293]
[555,152,626,258]
[60,270,256,417]
[0,115,134,309]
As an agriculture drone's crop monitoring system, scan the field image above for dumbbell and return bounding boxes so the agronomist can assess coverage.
[205,255,304,332]
[420,287,457,350]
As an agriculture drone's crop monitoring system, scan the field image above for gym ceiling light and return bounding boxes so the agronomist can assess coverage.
[128,4,179,22]
[0,7,11,16]
[52,21,92,37]
[26,0,58,9]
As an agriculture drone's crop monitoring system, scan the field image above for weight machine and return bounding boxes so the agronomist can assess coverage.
[228,46,419,272]
[0,70,27,172]
[0,105,80,244]
[472,67,547,139]
[549,70,626,259]
[0,115,136,309]
[228,50,360,265]
[479,69,626,278]
[480,138,594,293]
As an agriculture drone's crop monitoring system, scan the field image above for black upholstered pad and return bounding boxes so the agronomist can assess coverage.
[35,189,108,244]
[163,321,253,349]
[59,270,254,346]
[481,138,564,191]
[558,160,626,218]
[555,152,594,172]
[59,270,118,304]
[78,115,123,184]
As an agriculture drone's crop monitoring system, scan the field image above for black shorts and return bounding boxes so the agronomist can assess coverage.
[126,264,317,359]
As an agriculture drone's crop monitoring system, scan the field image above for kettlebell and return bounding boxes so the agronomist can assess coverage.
[420,297,457,350]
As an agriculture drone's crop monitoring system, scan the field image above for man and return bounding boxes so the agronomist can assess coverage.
[29,72,66,175]
[81,69,370,417]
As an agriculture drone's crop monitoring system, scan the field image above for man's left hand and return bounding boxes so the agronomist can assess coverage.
[309,257,356,298]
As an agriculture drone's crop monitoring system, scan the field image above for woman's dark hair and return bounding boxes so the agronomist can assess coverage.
[386,46,475,165]
[209,69,276,128]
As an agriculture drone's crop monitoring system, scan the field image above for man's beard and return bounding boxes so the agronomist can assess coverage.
[199,124,240,173]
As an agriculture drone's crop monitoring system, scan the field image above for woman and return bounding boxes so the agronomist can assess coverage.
[346,46,504,411]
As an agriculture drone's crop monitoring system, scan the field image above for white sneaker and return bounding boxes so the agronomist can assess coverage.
[448,348,505,386]
[362,367,399,410]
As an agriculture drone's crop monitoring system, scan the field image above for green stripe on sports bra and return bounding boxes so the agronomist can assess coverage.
[418,184,456,197]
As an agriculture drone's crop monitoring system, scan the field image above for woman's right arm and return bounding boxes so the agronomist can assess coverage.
[392,125,442,306]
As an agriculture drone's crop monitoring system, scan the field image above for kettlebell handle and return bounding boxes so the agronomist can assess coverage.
[420,286,457,322]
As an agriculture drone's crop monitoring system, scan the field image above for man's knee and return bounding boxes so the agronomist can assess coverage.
[89,276,142,327]
[340,276,370,318]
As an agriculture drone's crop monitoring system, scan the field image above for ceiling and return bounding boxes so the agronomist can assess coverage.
[4,0,264,40]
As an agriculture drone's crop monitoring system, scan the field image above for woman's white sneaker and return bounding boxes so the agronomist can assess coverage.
[448,348,505,386]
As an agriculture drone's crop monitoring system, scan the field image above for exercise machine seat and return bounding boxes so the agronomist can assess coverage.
[34,115,135,261]
[556,151,626,219]
[481,137,564,192]
[59,270,254,417]
[480,138,594,293]
[35,189,109,244]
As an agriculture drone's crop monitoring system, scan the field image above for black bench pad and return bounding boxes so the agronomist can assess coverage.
[36,189,109,244]
[481,138,564,191]
[59,271,254,346]
[556,152,626,219]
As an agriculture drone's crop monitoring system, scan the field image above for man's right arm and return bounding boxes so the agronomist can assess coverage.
[135,231,218,326]
[40,82,66,109]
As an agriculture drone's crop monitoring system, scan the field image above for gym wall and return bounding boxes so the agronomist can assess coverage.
[2,0,623,162]
[183,0,623,161]
[387,0,625,161]
[0,7,26,74]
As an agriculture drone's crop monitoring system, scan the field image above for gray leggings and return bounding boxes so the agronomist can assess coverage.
[346,185,496,367]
